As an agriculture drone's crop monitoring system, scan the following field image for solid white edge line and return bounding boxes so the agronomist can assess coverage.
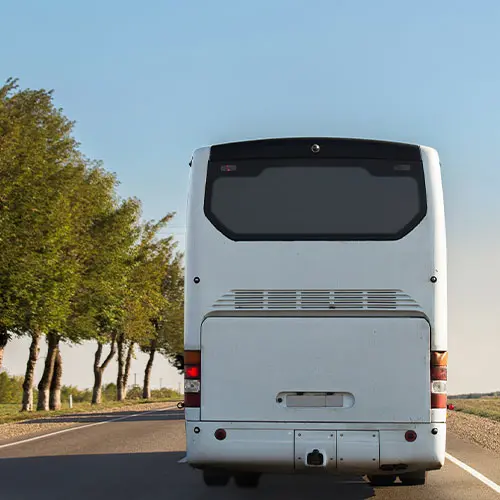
[446,452,500,494]
[0,404,178,450]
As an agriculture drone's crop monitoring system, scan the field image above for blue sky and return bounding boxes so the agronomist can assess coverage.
[1,0,500,393]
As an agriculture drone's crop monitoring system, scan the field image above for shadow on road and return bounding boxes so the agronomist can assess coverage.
[0,451,375,500]
[19,408,184,425]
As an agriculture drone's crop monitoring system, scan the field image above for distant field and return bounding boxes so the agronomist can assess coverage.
[449,397,500,422]
[0,398,179,425]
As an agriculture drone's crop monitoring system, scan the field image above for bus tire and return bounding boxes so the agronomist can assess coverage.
[399,470,427,486]
[234,472,261,488]
[202,469,230,487]
[367,474,397,486]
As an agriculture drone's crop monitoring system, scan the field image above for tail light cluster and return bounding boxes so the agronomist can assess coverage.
[184,350,201,408]
[431,351,448,409]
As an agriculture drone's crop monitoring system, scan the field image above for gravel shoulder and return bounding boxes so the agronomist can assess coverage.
[447,410,500,455]
[0,401,176,445]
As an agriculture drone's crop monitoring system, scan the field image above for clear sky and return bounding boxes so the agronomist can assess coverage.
[1,0,499,394]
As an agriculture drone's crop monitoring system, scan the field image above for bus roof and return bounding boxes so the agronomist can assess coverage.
[207,137,422,162]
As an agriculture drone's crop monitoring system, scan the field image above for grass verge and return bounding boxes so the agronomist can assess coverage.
[449,397,500,423]
[0,398,180,425]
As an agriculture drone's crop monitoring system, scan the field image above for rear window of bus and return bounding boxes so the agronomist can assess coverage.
[204,159,427,241]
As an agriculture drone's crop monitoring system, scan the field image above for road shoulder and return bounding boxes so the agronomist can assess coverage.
[0,402,176,446]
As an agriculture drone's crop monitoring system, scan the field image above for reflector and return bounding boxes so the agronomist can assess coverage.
[185,393,201,407]
[405,430,417,442]
[431,366,447,381]
[431,393,447,409]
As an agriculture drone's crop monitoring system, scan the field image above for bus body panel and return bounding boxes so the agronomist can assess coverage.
[420,146,447,352]
[185,144,446,350]
[185,421,446,474]
[201,316,430,423]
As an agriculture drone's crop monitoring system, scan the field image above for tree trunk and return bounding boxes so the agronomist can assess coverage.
[116,334,126,401]
[142,340,157,399]
[49,349,62,410]
[0,324,9,372]
[123,342,134,391]
[37,331,59,411]
[21,332,41,411]
[93,368,103,405]
[92,339,116,405]
[117,338,134,402]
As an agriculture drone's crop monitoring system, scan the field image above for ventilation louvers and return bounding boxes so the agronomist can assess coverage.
[212,290,421,312]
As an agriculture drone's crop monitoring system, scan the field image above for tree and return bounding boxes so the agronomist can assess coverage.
[0,78,87,410]
[116,215,176,401]
[81,198,142,404]
[171,353,185,374]
[92,337,116,404]
[35,165,139,410]
[0,326,9,372]
[142,253,184,399]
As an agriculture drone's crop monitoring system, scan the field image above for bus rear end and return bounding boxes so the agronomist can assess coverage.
[183,138,447,488]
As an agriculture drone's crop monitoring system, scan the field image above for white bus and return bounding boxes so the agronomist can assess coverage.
[183,138,447,489]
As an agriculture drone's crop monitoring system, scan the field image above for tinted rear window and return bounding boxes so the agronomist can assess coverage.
[204,159,426,241]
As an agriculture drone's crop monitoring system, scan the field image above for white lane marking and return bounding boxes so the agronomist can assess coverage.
[178,456,188,464]
[446,452,500,494]
[0,404,178,450]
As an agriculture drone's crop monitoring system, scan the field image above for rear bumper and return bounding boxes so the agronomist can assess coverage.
[185,421,446,475]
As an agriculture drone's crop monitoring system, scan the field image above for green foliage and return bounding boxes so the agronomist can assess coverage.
[122,215,178,346]
[102,383,118,401]
[0,371,24,403]
[124,384,179,400]
[0,78,83,334]
[157,253,184,365]
[0,377,181,405]
[68,195,142,343]
[137,234,184,370]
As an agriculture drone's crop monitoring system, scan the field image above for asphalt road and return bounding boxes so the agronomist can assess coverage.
[0,407,499,500]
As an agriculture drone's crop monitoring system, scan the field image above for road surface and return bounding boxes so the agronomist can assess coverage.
[0,406,499,500]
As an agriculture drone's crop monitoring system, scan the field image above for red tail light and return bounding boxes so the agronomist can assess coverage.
[185,365,201,379]
[431,351,448,409]
[184,350,201,408]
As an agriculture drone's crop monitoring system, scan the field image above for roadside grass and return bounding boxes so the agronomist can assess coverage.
[0,397,180,425]
[449,397,500,423]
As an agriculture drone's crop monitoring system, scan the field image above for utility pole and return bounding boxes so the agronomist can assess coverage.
[134,373,137,386]
[160,378,163,389]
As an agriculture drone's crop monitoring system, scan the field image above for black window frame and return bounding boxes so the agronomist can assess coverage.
[203,138,427,242]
